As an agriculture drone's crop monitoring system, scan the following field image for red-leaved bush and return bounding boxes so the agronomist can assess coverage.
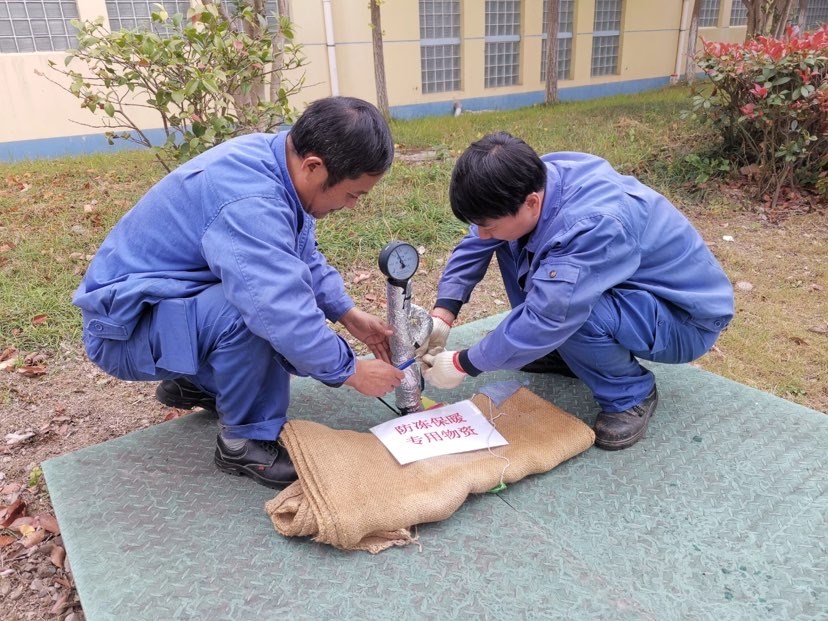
[690,25,827,201]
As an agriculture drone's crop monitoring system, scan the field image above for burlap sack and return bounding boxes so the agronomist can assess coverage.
[265,387,595,553]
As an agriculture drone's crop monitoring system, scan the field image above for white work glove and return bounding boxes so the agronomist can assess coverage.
[415,314,452,362]
[423,351,467,390]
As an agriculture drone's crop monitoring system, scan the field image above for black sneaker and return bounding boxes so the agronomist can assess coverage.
[594,385,658,450]
[155,378,217,411]
[520,350,577,377]
[214,435,297,489]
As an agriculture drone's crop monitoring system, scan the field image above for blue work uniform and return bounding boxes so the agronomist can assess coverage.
[73,133,357,440]
[436,153,734,412]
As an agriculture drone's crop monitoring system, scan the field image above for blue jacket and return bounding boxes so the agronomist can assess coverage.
[73,132,357,384]
[436,152,734,373]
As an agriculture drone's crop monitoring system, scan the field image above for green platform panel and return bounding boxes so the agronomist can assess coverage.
[43,315,827,620]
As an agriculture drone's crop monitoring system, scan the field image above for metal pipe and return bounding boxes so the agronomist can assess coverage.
[322,0,340,96]
[386,280,432,415]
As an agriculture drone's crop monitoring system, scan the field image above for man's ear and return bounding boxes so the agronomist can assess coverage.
[300,155,327,183]
[526,191,542,217]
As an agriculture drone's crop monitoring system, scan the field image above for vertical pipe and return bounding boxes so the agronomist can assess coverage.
[322,0,340,96]
[386,280,429,415]
[674,0,692,81]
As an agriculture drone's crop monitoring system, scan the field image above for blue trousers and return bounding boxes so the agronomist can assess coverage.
[83,284,289,440]
[495,246,724,413]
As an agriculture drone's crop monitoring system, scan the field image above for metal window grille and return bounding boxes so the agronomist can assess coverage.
[0,0,79,53]
[106,1,191,34]
[805,0,828,29]
[699,0,721,28]
[484,0,520,88]
[729,0,747,26]
[419,0,460,94]
[591,0,621,77]
[541,0,573,81]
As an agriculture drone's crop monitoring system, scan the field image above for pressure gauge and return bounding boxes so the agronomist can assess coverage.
[378,240,420,284]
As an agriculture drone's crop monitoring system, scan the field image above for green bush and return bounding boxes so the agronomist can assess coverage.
[42,2,305,171]
[688,26,828,202]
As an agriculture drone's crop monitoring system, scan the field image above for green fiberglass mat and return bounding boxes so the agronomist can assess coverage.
[43,315,827,620]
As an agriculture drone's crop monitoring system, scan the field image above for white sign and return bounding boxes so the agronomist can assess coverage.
[370,400,509,465]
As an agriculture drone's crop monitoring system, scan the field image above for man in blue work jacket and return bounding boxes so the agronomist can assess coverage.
[73,97,405,488]
[420,132,734,450]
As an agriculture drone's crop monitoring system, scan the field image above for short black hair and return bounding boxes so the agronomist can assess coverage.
[289,96,394,188]
[449,132,546,224]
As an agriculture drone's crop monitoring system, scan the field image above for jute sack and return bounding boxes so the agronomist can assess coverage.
[265,387,595,553]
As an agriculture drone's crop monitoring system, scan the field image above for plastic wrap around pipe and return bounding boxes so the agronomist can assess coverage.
[386,280,432,415]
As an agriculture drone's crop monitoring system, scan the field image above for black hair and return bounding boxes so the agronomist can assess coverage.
[449,132,546,224]
[289,96,394,188]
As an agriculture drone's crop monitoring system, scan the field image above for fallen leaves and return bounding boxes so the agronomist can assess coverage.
[5,431,36,446]
[0,484,79,617]
[1,349,50,378]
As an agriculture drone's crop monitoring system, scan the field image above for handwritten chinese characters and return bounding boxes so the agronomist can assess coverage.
[371,400,509,465]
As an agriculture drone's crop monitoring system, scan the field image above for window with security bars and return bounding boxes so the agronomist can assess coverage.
[699,0,721,27]
[484,0,521,88]
[784,1,827,30]
[541,0,573,81]
[591,0,621,77]
[804,0,828,29]
[419,0,461,94]
[106,1,190,33]
[0,0,79,53]
[729,0,747,26]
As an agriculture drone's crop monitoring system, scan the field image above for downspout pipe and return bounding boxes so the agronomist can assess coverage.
[674,0,692,83]
[322,0,340,96]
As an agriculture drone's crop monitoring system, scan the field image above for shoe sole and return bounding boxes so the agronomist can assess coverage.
[214,457,296,490]
[594,421,650,450]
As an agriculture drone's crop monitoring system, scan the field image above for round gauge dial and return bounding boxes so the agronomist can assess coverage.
[378,240,420,283]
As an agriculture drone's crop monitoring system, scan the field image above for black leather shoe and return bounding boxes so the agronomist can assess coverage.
[594,385,659,450]
[155,378,217,411]
[214,435,297,489]
[520,350,577,378]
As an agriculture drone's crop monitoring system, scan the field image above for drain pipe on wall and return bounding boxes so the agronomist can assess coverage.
[673,0,692,83]
[322,0,340,96]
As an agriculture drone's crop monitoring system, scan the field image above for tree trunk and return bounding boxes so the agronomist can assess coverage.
[544,0,560,104]
[744,0,761,38]
[270,0,290,104]
[370,0,389,120]
[797,0,809,31]
[685,0,702,83]
[773,0,795,38]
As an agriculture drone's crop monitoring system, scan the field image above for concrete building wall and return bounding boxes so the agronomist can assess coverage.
[1,0,755,160]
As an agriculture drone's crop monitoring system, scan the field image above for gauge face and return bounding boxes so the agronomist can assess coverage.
[378,241,420,282]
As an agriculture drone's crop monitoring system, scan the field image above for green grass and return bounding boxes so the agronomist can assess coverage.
[0,150,165,350]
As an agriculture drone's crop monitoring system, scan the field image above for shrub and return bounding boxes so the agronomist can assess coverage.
[688,26,827,203]
[41,2,305,171]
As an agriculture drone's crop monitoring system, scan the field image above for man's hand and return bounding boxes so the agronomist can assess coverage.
[339,308,394,363]
[423,350,467,390]
[415,311,455,362]
[344,359,404,397]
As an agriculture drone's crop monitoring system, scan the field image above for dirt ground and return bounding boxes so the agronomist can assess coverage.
[1,205,826,620]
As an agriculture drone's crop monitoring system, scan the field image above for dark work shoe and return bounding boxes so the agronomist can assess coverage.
[155,378,216,411]
[594,386,659,451]
[520,350,577,378]
[214,436,297,489]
